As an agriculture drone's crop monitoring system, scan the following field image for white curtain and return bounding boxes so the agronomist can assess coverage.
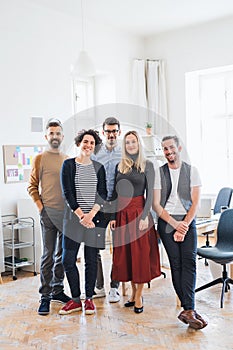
[132,59,147,108]
[132,58,168,135]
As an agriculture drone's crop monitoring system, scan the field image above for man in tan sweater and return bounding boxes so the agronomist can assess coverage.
[28,118,70,315]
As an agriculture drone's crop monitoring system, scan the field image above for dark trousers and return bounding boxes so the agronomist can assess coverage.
[39,207,65,298]
[96,249,119,289]
[96,214,119,289]
[62,242,98,299]
[158,216,197,310]
[95,205,120,289]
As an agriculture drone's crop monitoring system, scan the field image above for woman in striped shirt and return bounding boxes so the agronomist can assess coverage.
[60,129,107,316]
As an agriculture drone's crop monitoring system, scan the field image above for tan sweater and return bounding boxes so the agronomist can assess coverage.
[28,150,68,210]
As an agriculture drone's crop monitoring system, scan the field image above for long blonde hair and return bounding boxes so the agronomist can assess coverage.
[118,130,146,174]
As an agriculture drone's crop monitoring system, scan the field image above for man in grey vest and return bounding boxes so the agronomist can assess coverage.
[153,135,208,330]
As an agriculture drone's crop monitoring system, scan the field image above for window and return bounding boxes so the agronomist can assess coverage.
[186,65,233,194]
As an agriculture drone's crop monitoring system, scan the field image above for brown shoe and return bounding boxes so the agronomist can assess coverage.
[178,310,203,330]
[195,311,208,328]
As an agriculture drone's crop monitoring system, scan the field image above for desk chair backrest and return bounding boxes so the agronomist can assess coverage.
[213,187,233,215]
[215,208,233,252]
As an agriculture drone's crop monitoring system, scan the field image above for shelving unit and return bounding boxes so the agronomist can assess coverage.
[2,214,37,280]
[0,210,4,280]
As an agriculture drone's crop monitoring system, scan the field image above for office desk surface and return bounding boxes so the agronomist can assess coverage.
[196,219,218,235]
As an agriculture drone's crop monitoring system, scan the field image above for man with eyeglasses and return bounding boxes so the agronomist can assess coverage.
[28,118,71,315]
[91,117,122,302]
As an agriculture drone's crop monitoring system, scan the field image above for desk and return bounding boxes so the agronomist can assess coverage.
[196,218,219,249]
[196,219,218,236]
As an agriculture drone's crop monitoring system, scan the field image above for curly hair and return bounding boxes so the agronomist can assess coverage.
[74,129,103,154]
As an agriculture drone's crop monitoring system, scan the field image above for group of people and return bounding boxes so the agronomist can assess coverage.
[28,116,208,330]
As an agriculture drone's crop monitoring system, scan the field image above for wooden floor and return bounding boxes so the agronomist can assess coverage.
[1,246,233,350]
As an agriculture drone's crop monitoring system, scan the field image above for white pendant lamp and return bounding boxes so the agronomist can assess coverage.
[71,0,95,78]
[72,50,95,78]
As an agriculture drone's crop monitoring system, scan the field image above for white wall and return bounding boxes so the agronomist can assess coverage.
[4,3,233,214]
[0,0,144,214]
[145,16,233,146]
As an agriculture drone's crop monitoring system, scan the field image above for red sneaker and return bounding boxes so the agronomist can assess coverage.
[59,300,82,315]
[84,299,95,315]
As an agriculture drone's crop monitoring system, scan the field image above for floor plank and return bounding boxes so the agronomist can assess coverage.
[1,247,233,350]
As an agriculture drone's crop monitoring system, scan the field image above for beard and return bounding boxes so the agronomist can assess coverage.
[49,139,61,149]
[107,137,116,147]
[166,152,177,164]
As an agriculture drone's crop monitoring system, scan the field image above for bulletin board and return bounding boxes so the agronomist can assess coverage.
[2,145,46,183]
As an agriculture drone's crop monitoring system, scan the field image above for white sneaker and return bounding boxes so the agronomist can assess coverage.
[108,288,120,303]
[92,287,106,299]
[80,293,85,300]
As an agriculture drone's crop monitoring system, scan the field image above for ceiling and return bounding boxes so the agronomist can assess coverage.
[32,0,233,37]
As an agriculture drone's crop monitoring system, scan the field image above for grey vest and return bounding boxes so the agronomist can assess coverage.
[159,162,192,212]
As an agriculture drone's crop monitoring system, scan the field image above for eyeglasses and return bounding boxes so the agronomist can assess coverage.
[104,129,119,134]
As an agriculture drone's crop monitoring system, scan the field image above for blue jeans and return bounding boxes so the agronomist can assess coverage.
[39,207,65,298]
[158,216,197,310]
[62,239,98,299]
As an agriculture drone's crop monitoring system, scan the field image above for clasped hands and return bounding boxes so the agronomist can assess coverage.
[173,220,189,242]
[110,216,149,231]
[79,212,95,229]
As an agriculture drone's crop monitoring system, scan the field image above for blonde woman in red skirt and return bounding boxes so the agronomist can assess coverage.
[110,130,161,313]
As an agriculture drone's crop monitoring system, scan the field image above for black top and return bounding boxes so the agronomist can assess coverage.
[111,160,155,220]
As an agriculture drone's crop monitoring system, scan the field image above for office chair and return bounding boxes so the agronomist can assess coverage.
[195,208,233,308]
[201,187,233,265]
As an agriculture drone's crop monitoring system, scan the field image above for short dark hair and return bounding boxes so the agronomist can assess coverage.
[75,129,103,154]
[46,118,63,130]
[162,135,180,147]
[102,117,120,130]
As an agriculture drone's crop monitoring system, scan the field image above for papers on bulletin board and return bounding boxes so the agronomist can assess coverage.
[2,145,46,183]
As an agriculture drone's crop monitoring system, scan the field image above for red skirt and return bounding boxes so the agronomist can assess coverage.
[112,195,161,284]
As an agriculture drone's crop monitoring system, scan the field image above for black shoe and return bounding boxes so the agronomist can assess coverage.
[124,300,135,307]
[134,306,144,314]
[51,292,71,304]
[38,298,50,315]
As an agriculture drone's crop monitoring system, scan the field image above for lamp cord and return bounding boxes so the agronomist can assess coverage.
[80,0,85,51]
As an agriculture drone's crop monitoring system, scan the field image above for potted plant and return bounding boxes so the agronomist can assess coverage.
[145,122,153,135]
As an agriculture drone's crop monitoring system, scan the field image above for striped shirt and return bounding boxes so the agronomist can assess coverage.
[75,162,97,213]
